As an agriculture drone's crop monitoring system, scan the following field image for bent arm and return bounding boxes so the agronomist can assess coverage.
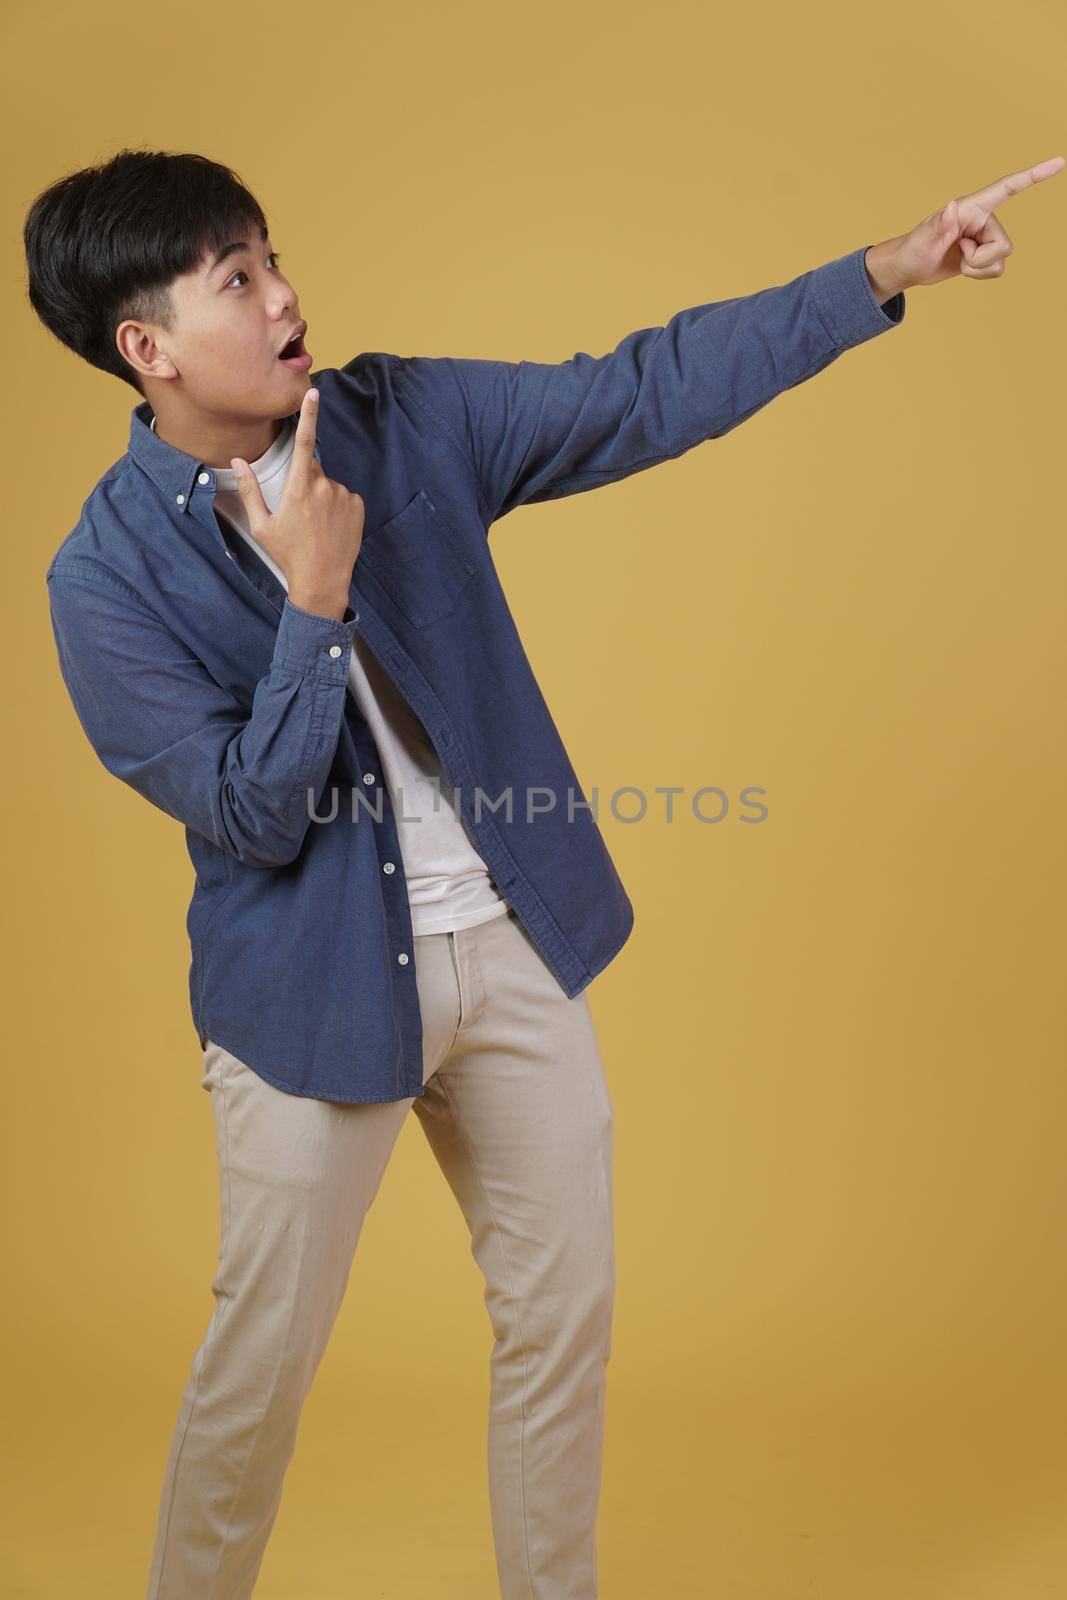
[46,557,359,868]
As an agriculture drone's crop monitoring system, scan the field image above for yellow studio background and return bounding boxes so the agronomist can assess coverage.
[5,0,1066,1594]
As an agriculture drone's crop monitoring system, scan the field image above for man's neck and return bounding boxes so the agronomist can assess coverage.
[147,405,286,468]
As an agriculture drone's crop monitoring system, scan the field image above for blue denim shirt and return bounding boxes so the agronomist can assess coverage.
[45,245,905,1102]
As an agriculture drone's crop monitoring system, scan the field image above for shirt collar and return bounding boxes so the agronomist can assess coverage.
[128,397,308,515]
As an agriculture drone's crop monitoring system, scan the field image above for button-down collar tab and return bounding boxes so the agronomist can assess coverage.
[129,401,207,512]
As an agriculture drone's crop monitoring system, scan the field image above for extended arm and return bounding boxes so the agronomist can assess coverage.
[393,244,903,527]
[392,155,1062,528]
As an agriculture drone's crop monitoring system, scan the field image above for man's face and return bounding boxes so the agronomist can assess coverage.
[150,220,313,416]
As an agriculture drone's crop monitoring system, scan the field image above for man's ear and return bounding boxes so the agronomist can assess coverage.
[116,318,177,384]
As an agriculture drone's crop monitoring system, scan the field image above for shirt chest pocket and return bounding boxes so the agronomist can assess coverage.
[356,488,478,628]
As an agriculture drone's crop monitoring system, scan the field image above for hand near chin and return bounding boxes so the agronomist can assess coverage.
[231,387,364,622]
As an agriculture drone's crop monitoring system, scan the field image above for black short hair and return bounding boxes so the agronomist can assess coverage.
[23,147,268,397]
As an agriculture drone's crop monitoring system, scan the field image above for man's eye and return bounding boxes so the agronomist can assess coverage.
[226,251,283,288]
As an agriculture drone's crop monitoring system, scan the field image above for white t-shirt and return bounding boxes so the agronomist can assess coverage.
[159,414,510,936]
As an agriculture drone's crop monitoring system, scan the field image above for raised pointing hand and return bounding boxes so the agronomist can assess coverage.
[865,155,1064,297]
[230,387,365,620]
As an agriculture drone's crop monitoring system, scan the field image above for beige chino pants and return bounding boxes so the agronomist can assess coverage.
[145,905,616,1600]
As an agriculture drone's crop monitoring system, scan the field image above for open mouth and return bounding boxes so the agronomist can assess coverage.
[277,329,312,370]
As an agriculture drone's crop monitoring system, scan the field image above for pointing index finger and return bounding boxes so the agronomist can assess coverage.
[288,385,319,487]
[965,155,1065,214]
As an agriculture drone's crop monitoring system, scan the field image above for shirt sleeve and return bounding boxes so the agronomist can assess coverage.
[46,556,360,868]
[391,243,906,528]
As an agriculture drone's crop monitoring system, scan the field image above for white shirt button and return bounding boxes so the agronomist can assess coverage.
[383,861,395,874]
[197,471,211,485]
[328,645,342,658]
[363,773,376,785]
[397,952,409,966]
[175,493,185,505]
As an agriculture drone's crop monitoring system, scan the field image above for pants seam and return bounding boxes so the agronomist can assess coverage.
[443,933,465,1056]
[436,1070,535,1600]
[208,1106,307,1596]
[151,1051,236,1598]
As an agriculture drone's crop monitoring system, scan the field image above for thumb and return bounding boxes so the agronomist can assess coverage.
[938,198,960,243]
[231,459,269,531]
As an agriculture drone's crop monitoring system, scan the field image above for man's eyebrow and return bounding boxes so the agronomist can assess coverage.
[205,223,269,278]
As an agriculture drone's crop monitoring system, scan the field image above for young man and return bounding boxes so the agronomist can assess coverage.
[27,146,1058,1600]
